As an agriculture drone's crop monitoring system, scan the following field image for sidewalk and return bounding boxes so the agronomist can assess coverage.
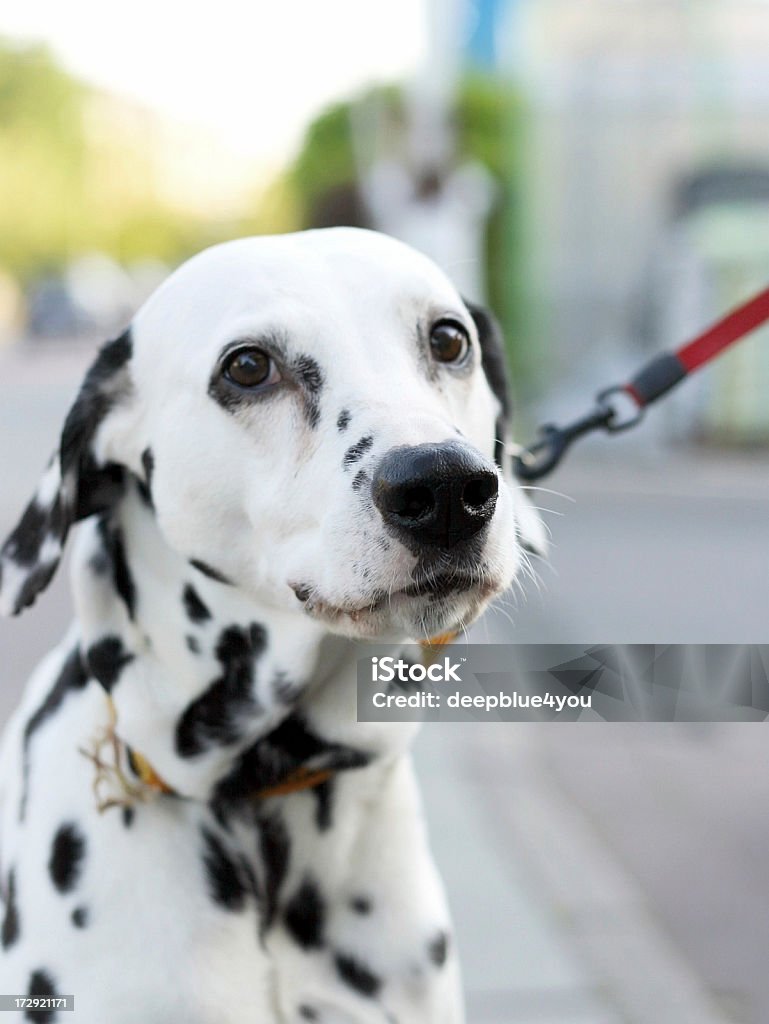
[415,723,735,1024]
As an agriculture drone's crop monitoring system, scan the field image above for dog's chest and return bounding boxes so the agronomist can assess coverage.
[0,666,459,1023]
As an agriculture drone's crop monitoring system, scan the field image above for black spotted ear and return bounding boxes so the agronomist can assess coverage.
[0,331,133,616]
[464,299,512,466]
[464,299,548,557]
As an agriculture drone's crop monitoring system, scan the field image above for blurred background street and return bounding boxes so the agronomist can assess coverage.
[3,1,769,1021]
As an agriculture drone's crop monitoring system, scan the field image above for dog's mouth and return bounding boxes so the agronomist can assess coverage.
[402,570,480,600]
[290,568,500,626]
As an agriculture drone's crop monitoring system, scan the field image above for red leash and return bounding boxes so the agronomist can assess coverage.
[514,285,769,481]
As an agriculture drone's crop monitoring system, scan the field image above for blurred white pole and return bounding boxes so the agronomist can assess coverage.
[403,0,467,168]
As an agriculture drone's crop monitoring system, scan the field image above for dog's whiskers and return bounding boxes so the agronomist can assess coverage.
[518,484,575,503]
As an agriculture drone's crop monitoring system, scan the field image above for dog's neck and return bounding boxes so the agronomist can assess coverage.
[70,482,417,806]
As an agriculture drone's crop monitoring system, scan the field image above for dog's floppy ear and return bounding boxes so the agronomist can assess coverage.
[464,299,512,466]
[0,330,134,616]
[465,299,548,557]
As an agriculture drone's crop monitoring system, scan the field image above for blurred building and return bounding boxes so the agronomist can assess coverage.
[498,0,769,439]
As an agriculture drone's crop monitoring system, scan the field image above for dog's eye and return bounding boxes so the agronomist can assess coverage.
[223,348,280,389]
[429,321,470,364]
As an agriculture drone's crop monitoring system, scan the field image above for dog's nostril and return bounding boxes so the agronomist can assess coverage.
[462,474,498,511]
[393,485,435,521]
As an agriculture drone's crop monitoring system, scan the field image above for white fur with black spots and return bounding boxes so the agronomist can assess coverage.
[0,229,545,1022]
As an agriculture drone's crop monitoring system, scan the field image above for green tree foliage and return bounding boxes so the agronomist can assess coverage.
[0,41,86,277]
[0,39,211,280]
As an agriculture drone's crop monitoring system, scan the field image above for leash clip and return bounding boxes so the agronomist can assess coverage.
[513,386,644,482]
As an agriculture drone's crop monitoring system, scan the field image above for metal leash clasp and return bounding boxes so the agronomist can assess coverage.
[512,386,644,481]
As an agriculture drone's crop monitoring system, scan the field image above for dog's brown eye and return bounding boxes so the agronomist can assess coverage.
[430,321,470,364]
[223,348,278,389]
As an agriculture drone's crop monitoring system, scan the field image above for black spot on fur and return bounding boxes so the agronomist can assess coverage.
[212,715,369,805]
[183,584,211,624]
[186,635,201,654]
[25,969,57,1022]
[343,435,373,469]
[258,811,290,930]
[216,623,261,673]
[284,875,325,949]
[350,895,372,915]
[109,529,135,617]
[175,623,267,757]
[71,457,125,524]
[49,823,86,894]
[21,647,88,819]
[122,806,134,828]
[85,636,133,692]
[9,561,60,616]
[135,481,152,507]
[299,1007,319,1021]
[71,906,88,929]
[428,930,449,967]
[337,409,351,432]
[312,778,334,831]
[293,355,324,428]
[334,952,381,997]
[140,447,155,505]
[295,356,324,390]
[189,558,233,585]
[141,447,154,481]
[2,500,50,567]
[351,469,368,491]
[2,869,20,949]
[97,518,137,619]
[200,828,248,912]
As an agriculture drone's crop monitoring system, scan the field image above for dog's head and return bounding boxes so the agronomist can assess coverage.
[0,228,544,640]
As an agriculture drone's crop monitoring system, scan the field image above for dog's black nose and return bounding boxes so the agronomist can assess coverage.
[372,441,498,550]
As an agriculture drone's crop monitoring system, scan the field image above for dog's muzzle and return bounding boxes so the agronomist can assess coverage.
[372,441,498,551]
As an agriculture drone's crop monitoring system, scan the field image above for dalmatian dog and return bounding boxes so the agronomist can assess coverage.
[0,228,544,1023]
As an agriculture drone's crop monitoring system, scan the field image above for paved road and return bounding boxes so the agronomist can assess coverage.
[1,338,767,1022]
